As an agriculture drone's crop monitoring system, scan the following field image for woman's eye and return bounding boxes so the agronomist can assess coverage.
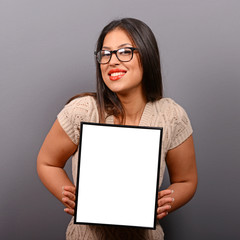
[102,51,111,57]
[119,49,131,55]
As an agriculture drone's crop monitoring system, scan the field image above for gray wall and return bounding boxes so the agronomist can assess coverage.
[1,0,239,239]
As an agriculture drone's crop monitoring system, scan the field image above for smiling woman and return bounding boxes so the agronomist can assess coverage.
[94,18,163,125]
[100,28,144,105]
[37,18,197,240]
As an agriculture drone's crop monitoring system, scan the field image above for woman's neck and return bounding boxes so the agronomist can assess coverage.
[115,93,147,126]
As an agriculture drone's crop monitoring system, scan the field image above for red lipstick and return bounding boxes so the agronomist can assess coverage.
[108,68,127,81]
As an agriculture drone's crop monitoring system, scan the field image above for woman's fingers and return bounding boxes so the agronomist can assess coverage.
[158,189,173,199]
[156,189,174,220]
[156,201,172,220]
[64,208,75,216]
[62,197,75,209]
[62,186,76,194]
[158,196,174,207]
[157,212,168,220]
[157,204,171,214]
[62,185,76,216]
[62,190,76,201]
[158,189,174,207]
[62,195,75,216]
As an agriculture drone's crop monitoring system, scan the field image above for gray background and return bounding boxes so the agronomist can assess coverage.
[1,0,239,239]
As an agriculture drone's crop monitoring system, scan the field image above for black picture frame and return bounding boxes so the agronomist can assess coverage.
[74,122,163,230]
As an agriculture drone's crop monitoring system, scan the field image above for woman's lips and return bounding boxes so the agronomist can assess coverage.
[109,72,126,81]
[108,69,127,81]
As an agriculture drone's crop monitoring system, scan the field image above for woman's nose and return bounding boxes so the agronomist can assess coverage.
[109,52,120,65]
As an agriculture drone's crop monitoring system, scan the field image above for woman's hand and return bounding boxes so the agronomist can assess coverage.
[157,189,174,220]
[62,186,76,216]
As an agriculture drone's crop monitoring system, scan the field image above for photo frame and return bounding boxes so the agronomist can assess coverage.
[74,122,163,229]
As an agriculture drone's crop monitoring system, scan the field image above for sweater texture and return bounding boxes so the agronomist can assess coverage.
[57,96,193,240]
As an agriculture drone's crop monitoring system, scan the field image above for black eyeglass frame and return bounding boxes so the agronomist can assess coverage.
[94,47,139,64]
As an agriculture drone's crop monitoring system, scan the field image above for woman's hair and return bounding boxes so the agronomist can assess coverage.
[68,18,163,123]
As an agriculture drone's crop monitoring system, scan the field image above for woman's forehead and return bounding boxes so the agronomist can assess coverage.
[102,28,135,49]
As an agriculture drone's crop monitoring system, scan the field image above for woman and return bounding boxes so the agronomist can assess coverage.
[37,18,197,239]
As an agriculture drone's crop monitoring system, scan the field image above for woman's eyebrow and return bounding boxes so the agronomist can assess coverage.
[118,43,132,48]
[102,46,111,50]
[102,43,132,49]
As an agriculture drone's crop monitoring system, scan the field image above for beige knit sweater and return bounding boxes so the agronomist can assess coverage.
[57,96,193,240]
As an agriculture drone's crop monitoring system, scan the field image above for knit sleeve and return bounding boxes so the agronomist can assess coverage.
[168,100,193,150]
[57,96,98,145]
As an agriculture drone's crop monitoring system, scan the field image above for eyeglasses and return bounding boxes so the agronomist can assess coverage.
[95,47,138,64]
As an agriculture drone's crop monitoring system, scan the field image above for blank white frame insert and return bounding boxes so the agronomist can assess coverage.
[74,122,162,229]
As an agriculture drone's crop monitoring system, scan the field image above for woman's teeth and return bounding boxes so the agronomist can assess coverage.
[111,72,125,76]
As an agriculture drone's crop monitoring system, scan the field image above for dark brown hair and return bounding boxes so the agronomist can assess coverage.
[68,18,163,123]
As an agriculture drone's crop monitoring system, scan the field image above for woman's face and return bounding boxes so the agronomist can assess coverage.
[100,28,143,97]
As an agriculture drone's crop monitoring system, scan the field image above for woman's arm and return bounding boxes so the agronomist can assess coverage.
[37,119,78,210]
[157,135,197,219]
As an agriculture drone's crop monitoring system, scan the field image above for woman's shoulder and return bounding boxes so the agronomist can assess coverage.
[153,97,193,149]
[57,94,98,145]
[152,97,192,126]
[65,94,97,111]
[153,97,184,114]
[57,94,98,128]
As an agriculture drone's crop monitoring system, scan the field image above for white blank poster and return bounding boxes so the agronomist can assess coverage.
[74,122,162,229]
